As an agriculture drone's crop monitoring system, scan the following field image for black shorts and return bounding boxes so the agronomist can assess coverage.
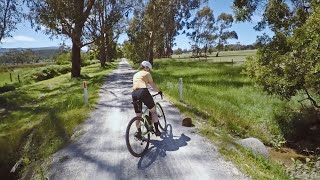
[132,88,155,113]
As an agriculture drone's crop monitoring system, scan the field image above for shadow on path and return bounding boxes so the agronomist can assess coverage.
[137,124,191,169]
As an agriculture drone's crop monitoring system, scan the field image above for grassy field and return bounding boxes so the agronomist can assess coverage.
[0,67,34,85]
[0,64,70,86]
[153,59,297,143]
[0,62,117,179]
[152,50,300,179]
[0,64,53,86]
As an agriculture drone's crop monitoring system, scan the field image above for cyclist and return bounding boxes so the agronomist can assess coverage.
[132,60,162,138]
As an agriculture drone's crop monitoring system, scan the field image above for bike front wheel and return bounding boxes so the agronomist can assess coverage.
[156,102,167,131]
[125,117,150,157]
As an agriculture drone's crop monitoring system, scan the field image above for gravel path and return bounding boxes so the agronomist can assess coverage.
[48,59,250,180]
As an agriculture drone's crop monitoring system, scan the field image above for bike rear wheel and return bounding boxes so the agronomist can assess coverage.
[125,117,150,157]
[156,102,167,131]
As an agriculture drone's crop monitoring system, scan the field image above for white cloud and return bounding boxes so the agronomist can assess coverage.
[2,35,36,43]
[14,35,36,42]
[2,38,15,43]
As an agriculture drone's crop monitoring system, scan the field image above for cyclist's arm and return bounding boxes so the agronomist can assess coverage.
[149,81,160,92]
[147,72,160,93]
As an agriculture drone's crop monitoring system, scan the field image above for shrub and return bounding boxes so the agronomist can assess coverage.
[81,58,91,67]
[0,85,15,93]
[31,65,71,81]
[54,53,71,65]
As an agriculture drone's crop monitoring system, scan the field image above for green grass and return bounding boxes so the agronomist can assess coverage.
[200,125,290,179]
[0,62,117,178]
[0,67,33,85]
[0,64,70,86]
[153,59,297,143]
[151,56,295,179]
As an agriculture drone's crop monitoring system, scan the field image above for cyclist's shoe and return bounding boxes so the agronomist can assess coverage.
[155,129,161,136]
[134,131,142,140]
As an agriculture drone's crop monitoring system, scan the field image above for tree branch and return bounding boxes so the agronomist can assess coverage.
[303,86,320,108]
[82,39,96,47]
[0,0,12,41]
[82,0,95,23]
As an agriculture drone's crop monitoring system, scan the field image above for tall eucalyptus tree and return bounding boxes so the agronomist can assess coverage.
[187,6,217,57]
[86,0,132,67]
[215,13,238,57]
[26,0,95,77]
[125,0,204,65]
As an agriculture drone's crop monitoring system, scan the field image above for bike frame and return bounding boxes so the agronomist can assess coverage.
[137,93,162,136]
[140,108,153,136]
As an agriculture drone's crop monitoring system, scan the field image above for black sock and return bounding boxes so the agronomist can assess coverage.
[154,122,159,131]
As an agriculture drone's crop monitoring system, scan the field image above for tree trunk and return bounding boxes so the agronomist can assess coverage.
[99,36,107,67]
[204,44,208,57]
[99,47,106,67]
[106,46,112,63]
[70,0,90,78]
[148,35,154,65]
[145,41,150,61]
[112,43,117,61]
[166,32,173,58]
[71,41,81,77]
[149,44,154,65]
[215,51,220,57]
[105,33,112,63]
[100,5,106,67]
[148,1,156,65]
[71,23,82,77]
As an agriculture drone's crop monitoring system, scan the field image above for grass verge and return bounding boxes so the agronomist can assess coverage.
[0,62,118,179]
[200,125,290,179]
[152,58,292,179]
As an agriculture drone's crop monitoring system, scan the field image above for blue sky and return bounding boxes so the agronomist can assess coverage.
[0,0,271,50]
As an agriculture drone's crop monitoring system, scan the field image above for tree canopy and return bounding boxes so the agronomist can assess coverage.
[187,6,216,57]
[0,0,23,42]
[234,0,320,108]
[86,0,132,67]
[124,0,204,64]
[188,6,238,57]
[26,0,95,77]
[215,12,238,57]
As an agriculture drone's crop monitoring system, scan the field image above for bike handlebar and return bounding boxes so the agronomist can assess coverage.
[152,92,163,99]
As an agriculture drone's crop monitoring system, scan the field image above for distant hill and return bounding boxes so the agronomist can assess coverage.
[0,46,60,59]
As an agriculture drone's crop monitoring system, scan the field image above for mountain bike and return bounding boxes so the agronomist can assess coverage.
[125,93,167,157]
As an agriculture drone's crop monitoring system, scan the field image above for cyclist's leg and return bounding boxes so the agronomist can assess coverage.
[150,106,161,136]
[141,89,161,136]
[132,90,143,118]
[149,106,158,123]
[134,106,142,134]
[150,107,161,136]
[141,89,158,122]
[132,90,143,138]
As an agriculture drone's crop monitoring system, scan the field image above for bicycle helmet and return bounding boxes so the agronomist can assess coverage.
[141,61,152,70]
